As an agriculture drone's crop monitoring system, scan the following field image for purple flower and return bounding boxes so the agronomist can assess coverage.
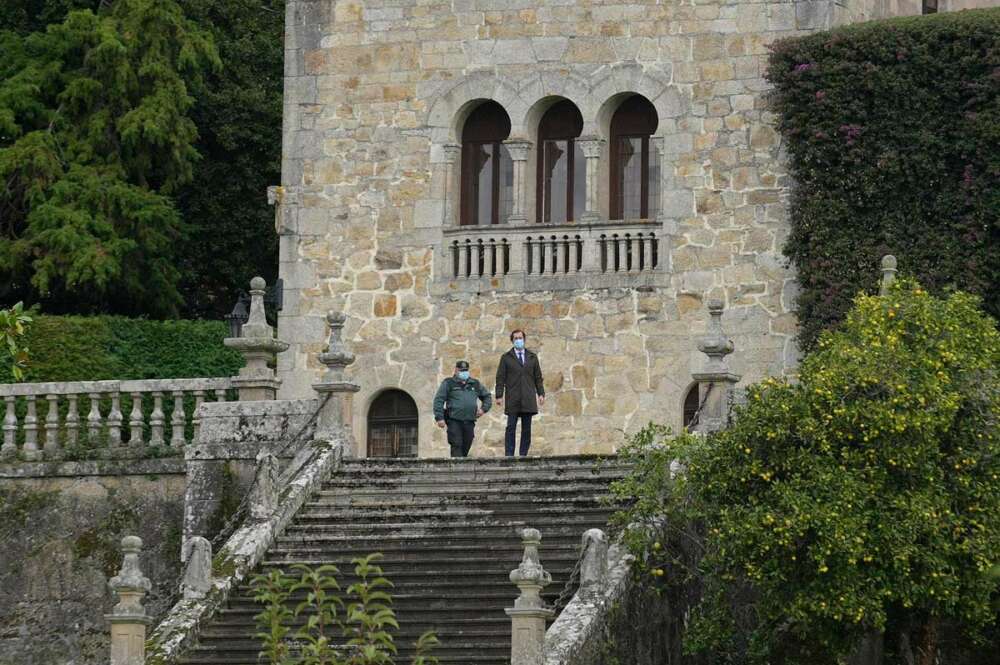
[794,63,814,73]
[838,124,862,145]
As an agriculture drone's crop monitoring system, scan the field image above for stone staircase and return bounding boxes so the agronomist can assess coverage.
[176,455,629,665]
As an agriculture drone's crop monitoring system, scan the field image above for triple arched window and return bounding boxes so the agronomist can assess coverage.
[458,95,659,225]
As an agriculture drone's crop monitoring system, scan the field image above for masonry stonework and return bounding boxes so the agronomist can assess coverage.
[272,0,983,457]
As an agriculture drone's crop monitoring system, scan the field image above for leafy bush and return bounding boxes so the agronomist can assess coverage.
[0,314,241,382]
[251,554,439,665]
[613,280,1000,664]
[0,303,31,380]
[766,9,1000,348]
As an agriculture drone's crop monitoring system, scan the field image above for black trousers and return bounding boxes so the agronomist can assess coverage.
[446,419,475,457]
[505,413,533,457]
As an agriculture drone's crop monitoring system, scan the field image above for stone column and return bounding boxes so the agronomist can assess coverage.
[879,254,897,295]
[181,536,213,600]
[506,528,555,665]
[576,136,604,222]
[504,139,532,225]
[224,277,289,401]
[249,451,279,520]
[442,143,461,227]
[313,312,361,445]
[578,528,609,599]
[691,300,741,434]
[106,536,152,665]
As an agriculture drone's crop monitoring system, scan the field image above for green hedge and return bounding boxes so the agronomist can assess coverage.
[0,315,242,383]
[766,9,1000,348]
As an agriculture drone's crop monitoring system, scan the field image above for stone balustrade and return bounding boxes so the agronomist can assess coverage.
[0,377,235,461]
[440,220,666,292]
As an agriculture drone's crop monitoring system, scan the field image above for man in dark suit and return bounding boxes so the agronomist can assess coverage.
[495,329,545,457]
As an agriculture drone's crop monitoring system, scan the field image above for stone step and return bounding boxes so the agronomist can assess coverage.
[306,490,617,508]
[292,506,613,524]
[266,539,582,558]
[324,468,629,484]
[337,454,622,469]
[280,519,612,538]
[180,654,510,665]
[222,585,561,609]
[183,640,511,656]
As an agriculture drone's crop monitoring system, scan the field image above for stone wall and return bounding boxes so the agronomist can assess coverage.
[0,460,185,665]
[272,0,992,458]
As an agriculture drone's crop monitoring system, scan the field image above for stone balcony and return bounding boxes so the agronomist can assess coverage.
[435,219,669,294]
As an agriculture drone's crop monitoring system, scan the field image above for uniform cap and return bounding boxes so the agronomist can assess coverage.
[455,360,469,370]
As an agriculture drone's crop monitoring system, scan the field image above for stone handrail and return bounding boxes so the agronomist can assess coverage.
[0,377,235,461]
[145,431,349,665]
[543,529,635,665]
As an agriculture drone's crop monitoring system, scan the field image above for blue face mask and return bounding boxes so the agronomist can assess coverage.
[513,339,525,350]
[457,370,470,381]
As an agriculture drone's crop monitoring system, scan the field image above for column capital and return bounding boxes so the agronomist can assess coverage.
[441,143,461,164]
[503,138,533,161]
[576,136,604,159]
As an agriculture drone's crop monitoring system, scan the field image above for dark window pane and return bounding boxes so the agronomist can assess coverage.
[610,95,659,220]
[620,137,642,219]
[499,143,513,223]
[475,143,493,225]
[543,140,568,223]
[572,143,586,221]
[648,143,660,218]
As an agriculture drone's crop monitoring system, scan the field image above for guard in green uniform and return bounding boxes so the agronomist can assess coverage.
[433,360,493,457]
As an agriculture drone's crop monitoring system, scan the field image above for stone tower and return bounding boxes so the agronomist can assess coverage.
[271,0,978,457]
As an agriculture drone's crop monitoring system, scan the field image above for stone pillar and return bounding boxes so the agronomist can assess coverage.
[576,137,604,222]
[442,143,461,227]
[224,277,289,401]
[504,139,532,225]
[879,254,897,295]
[181,536,213,600]
[506,528,555,665]
[691,300,741,434]
[578,528,609,599]
[313,312,361,445]
[106,536,152,665]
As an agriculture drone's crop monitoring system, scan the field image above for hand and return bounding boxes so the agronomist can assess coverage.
[476,408,484,418]
[436,420,446,429]
[538,395,545,407]
[496,397,503,407]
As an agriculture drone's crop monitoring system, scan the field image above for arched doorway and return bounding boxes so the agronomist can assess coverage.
[682,384,700,430]
[367,390,419,458]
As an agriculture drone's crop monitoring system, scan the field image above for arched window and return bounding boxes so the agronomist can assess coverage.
[461,101,513,226]
[682,384,700,430]
[610,95,659,220]
[536,100,585,224]
[367,390,419,457]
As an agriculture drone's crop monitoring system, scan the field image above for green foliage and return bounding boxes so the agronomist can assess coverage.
[0,302,32,380]
[766,9,1000,348]
[0,314,241,382]
[0,0,220,317]
[250,555,439,665]
[613,280,1000,663]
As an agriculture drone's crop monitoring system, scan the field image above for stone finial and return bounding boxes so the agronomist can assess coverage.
[506,528,555,665]
[880,254,897,296]
[578,529,609,598]
[249,451,280,521]
[224,277,289,400]
[107,536,152,665]
[317,312,355,383]
[697,299,735,374]
[181,536,213,600]
[313,311,361,442]
[691,300,741,434]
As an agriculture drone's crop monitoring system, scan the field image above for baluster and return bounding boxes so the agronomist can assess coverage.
[2,396,17,459]
[107,392,123,446]
[23,395,39,460]
[214,388,227,403]
[599,235,608,273]
[524,237,533,275]
[44,394,60,455]
[615,235,626,272]
[192,389,206,442]
[170,391,186,446]
[549,237,558,274]
[66,394,80,446]
[451,241,459,278]
[486,239,495,276]
[643,234,654,271]
[463,240,472,277]
[535,237,545,275]
[128,392,144,446]
[569,236,580,273]
[561,236,570,273]
[87,392,103,444]
[631,235,641,273]
[476,240,484,277]
[150,392,165,446]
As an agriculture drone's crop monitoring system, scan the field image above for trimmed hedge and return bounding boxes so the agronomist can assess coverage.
[767,9,1000,348]
[0,315,242,383]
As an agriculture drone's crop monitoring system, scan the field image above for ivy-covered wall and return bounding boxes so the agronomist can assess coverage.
[0,315,242,383]
[0,464,186,665]
[766,9,1000,348]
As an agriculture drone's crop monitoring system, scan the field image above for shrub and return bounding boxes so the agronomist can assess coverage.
[613,280,1000,664]
[766,9,1000,348]
[0,314,241,382]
